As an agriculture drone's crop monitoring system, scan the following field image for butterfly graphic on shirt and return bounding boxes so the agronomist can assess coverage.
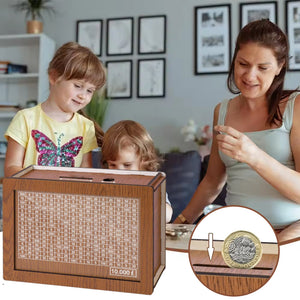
[31,129,83,167]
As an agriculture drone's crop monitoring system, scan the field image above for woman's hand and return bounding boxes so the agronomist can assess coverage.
[214,125,261,166]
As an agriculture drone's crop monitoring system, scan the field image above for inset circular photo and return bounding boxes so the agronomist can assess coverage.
[188,206,279,296]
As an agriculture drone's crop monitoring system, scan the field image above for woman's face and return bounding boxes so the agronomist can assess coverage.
[234,42,283,100]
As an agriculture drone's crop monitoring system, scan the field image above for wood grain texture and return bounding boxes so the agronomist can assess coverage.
[189,240,279,296]
[3,167,166,294]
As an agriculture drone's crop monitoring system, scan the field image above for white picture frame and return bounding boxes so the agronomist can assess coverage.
[106,17,134,56]
[286,0,300,71]
[76,19,102,56]
[138,15,166,54]
[240,1,277,28]
[194,4,231,75]
[137,58,165,98]
[106,60,132,99]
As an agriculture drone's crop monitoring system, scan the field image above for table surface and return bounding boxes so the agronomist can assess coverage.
[166,224,195,252]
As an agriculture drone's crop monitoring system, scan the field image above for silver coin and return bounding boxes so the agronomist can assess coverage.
[222,231,262,269]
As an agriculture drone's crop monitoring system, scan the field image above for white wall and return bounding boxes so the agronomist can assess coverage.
[1,0,299,152]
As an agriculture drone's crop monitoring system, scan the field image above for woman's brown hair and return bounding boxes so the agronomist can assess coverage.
[227,19,297,126]
[101,120,161,171]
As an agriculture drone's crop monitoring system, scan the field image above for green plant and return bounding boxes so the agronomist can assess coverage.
[84,90,110,128]
[12,0,55,20]
[168,147,181,153]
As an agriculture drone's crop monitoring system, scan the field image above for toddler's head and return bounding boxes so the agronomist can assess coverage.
[102,120,161,171]
[48,42,106,89]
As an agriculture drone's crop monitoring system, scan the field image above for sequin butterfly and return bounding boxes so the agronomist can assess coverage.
[31,129,83,167]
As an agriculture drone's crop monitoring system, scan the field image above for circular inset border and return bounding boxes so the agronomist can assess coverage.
[188,206,280,296]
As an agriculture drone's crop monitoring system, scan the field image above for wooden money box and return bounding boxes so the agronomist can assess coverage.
[3,165,166,294]
[189,239,279,296]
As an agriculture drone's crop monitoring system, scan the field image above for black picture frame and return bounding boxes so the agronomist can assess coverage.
[105,60,132,99]
[286,0,300,71]
[137,58,166,98]
[138,15,167,54]
[194,4,231,75]
[76,19,103,56]
[240,1,278,29]
[106,17,134,56]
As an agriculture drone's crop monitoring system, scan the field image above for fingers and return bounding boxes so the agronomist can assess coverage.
[214,125,242,139]
[214,125,244,158]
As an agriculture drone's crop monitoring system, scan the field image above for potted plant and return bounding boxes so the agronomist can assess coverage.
[12,0,55,34]
[83,88,110,148]
[84,90,110,129]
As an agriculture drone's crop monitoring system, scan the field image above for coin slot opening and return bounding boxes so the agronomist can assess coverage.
[101,178,115,183]
[192,263,273,270]
[59,176,93,182]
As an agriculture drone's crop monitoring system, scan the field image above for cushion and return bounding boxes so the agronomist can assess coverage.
[160,151,202,222]
[92,149,102,168]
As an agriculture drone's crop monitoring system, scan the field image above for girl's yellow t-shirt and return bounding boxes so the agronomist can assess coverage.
[5,104,98,168]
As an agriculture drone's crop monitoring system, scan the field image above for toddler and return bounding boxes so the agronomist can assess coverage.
[102,120,173,223]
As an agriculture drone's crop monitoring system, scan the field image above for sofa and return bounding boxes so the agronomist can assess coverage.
[92,150,226,223]
[160,151,226,222]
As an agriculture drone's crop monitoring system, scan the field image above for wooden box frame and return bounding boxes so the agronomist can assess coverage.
[3,166,166,295]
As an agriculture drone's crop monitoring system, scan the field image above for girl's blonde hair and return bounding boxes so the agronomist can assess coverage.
[102,120,161,171]
[48,42,106,89]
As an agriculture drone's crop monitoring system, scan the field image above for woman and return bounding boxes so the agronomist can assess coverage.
[174,19,300,245]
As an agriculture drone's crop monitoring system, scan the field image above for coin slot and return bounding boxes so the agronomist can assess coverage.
[101,178,115,183]
[192,263,273,270]
[59,176,93,182]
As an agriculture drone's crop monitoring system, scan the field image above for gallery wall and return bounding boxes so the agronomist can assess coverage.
[0,0,299,152]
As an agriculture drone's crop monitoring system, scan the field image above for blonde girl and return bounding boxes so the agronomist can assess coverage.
[5,42,105,176]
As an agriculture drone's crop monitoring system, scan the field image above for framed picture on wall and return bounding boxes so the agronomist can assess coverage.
[240,1,277,29]
[286,0,300,71]
[106,17,134,56]
[137,58,165,98]
[76,19,103,56]
[106,60,132,99]
[194,4,231,75]
[138,15,167,54]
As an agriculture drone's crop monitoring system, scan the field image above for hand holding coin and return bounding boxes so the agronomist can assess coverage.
[214,125,261,167]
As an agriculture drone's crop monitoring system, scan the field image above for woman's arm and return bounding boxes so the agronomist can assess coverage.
[4,137,25,177]
[174,104,227,224]
[215,95,300,204]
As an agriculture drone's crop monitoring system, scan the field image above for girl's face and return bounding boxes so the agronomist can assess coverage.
[49,75,96,113]
[107,146,142,171]
[234,42,283,101]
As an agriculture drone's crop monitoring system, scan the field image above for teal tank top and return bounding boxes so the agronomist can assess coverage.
[218,92,300,229]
